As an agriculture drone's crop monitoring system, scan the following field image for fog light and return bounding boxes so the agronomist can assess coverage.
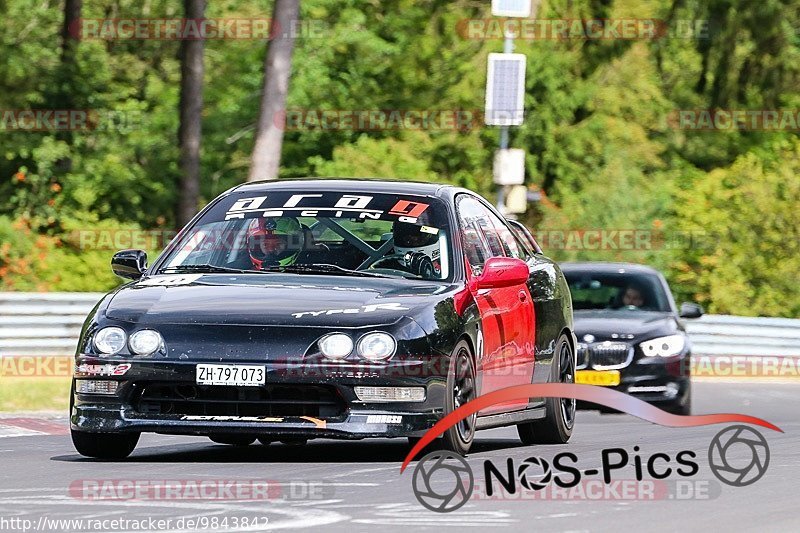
[665,382,680,399]
[76,380,119,395]
[354,386,425,402]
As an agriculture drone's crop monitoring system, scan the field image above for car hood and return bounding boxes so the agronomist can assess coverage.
[105,273,452,328]
[572,310,681,342]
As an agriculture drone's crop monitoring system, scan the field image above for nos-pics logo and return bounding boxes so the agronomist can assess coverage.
[412,425,770,513]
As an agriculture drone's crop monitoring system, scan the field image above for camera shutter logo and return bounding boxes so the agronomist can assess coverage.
[517,456,552,490]
[412,451,474,513]
[708,425,770,487]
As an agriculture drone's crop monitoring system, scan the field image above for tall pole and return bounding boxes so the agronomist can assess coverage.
[496,29,515,212]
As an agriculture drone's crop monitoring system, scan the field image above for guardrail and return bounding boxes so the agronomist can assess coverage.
[0,293,102,356]
[684,314,800,357]
[0,293,798,358]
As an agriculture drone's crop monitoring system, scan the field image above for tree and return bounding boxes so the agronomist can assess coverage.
[177,0,206,227]
[248,0,301,182]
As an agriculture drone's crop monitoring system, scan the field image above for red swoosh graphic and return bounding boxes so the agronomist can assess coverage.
[400,383,782,473]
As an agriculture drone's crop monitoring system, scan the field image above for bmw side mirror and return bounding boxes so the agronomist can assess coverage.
[679,302,703,319]
[112,249,148,280]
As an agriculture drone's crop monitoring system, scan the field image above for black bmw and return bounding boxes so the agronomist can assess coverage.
[560,262,703,415]
[71,179,576,459]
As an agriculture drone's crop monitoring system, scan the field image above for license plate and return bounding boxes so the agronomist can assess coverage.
[196,364,266,386]
[575,370,621,386]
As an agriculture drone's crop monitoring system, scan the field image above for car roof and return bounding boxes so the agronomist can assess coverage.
[232,178,456,197]
[559,262,664,276]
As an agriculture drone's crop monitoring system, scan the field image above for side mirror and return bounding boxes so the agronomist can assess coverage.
[679,302,704,319]
[475,257,529,289]
[112,249,147,280]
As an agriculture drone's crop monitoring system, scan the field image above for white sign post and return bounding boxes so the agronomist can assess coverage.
[486,1,532,214]
[485,53,527,127]
[491,0,532,18]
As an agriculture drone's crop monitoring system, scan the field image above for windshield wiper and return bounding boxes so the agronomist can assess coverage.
[159,264,258,274]
[260,264,392,278]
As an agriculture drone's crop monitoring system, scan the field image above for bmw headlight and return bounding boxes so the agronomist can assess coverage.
[93,327,127,355]
[129,330,164,356]
[318,333,354,361]
[357,332,396,362]
[640,334,686,358]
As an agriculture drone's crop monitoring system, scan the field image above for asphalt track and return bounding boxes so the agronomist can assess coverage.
[0,381,797,532]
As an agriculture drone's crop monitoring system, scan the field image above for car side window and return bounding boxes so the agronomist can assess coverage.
[456,196,499,275]
[489,217,531,261]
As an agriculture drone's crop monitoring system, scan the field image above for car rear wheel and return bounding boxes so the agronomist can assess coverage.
[208,434,256,446]
[71,429,140,459]
[440,340,477,456]
[518,333,575,445]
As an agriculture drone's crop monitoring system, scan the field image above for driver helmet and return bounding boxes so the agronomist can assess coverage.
[246,217,304,269]
[392,219,442,278]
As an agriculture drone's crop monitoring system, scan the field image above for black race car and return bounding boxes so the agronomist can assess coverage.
[560,262,703,415]
[71,179,576,459]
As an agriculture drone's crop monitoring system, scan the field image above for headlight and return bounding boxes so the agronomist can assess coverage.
[93,327,127,355]
[357,332,396,361]
[318,333,354,361]
[640,334,686,358]
[129,330,164,356]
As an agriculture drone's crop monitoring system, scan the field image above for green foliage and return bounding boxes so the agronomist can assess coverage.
[0,0,798,317]
[672,138,800,317]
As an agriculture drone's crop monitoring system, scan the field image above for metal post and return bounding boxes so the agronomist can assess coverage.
[496,31,516,212]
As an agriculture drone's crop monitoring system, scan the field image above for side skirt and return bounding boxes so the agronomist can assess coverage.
[476,406,546,430]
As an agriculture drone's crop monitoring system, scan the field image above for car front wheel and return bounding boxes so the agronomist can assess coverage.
[439,340,477,455]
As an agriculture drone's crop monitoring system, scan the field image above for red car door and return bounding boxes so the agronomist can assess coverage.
[457,197,536,414]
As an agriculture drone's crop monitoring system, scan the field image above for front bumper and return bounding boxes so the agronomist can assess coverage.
[71,356,449,439]
[578,352,691,407]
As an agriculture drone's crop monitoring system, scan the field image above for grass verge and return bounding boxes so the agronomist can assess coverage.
[0,377,71,412]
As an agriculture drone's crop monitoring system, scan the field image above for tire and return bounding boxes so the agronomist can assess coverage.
[257,437,274,446]
[71,429,139,459]
[439,340,477,456]
[518,333,575,445]
[209,434,256,446]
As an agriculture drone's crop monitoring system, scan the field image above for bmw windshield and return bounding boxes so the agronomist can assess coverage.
[157,190,453,281]
[564,272,672,312]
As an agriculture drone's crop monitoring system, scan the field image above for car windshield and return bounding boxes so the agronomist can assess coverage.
[564,271,671,312]
[158,190,453,281]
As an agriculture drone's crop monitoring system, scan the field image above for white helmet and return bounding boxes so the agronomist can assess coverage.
[393,221,442,279]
